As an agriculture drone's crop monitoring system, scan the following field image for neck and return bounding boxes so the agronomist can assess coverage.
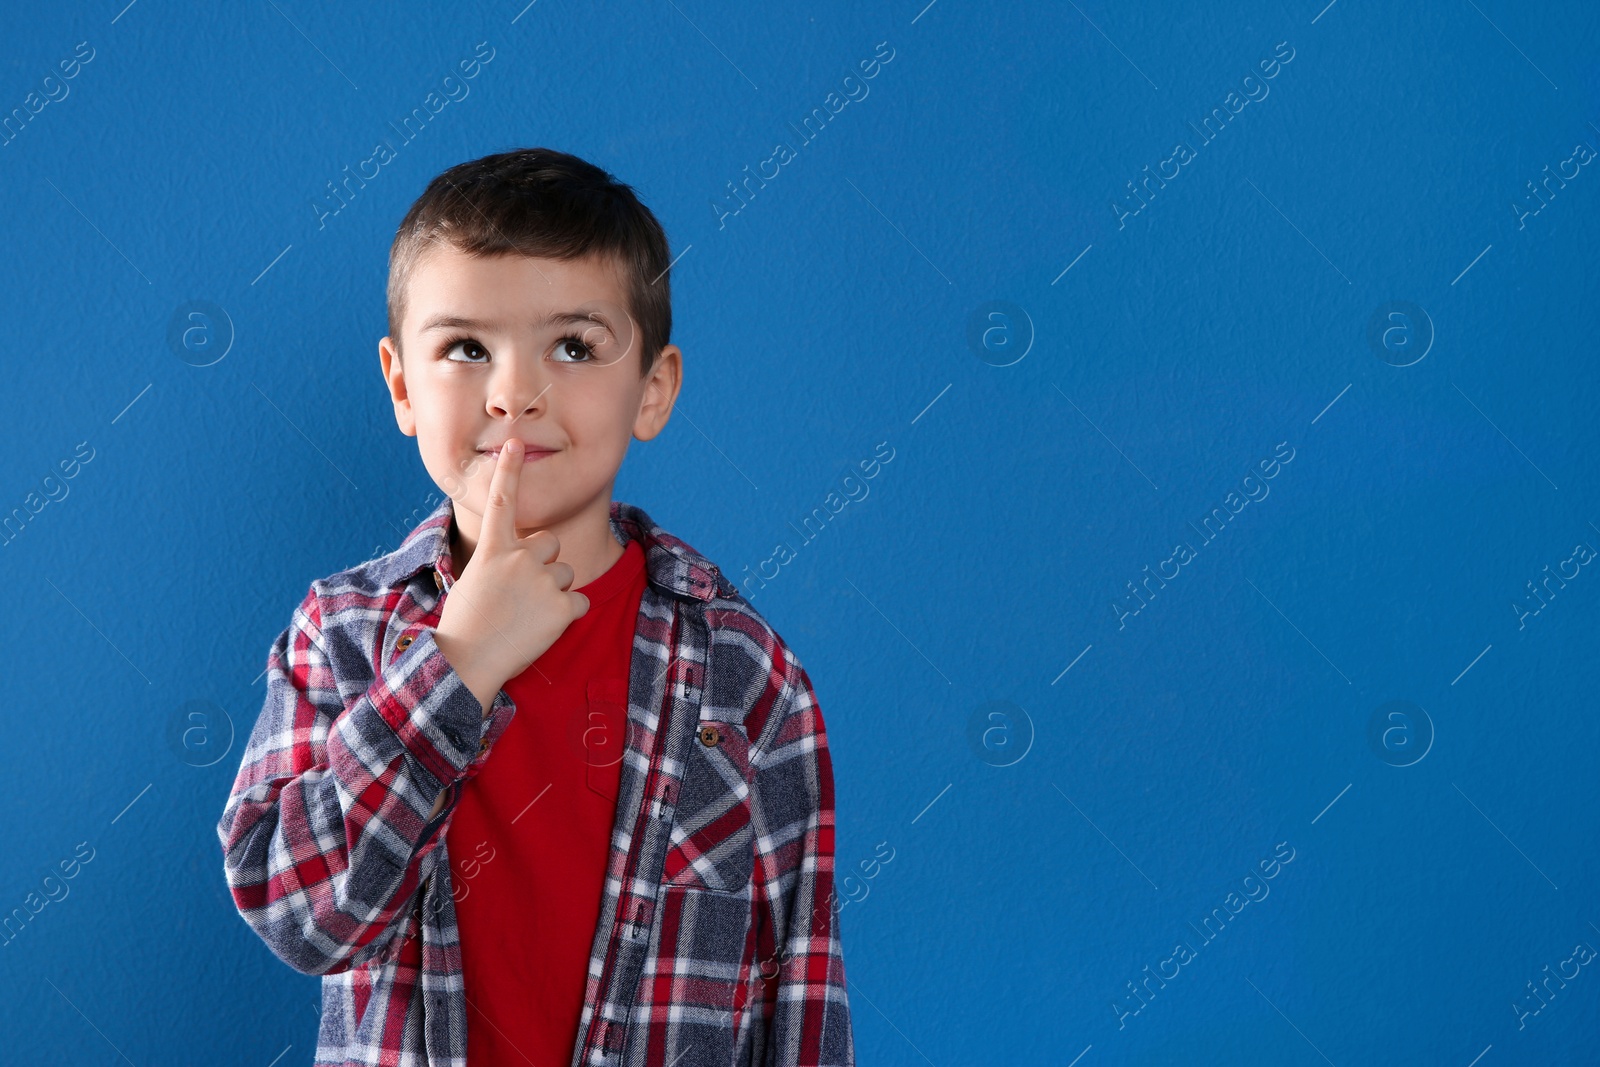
[450,495,623,590]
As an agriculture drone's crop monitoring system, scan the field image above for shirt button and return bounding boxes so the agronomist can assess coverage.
[395,633,415,652]
[433,568,445,591]
[698,725,720,747]
[478,737,490,754]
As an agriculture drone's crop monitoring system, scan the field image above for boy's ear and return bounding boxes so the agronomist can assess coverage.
[632,343,683,442]
[378,336,417,437]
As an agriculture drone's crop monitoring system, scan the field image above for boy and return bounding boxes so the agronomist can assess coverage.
[217,147,855,1067]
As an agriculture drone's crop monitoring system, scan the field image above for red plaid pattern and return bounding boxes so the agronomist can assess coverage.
[217,495,854,1066]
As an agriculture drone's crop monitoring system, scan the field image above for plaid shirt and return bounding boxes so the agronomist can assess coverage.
[216,495,854,1067]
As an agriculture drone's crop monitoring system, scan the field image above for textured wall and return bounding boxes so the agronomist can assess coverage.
[1,1,1597,1064]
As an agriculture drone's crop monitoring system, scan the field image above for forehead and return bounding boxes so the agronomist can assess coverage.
[403,245,628,330]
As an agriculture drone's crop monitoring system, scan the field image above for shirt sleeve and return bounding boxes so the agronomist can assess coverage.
[215,582,511,976]
[749,654,856,1067]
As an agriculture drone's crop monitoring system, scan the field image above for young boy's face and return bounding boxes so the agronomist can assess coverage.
[378,245,681,559]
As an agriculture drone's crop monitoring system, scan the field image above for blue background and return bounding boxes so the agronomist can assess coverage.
[2,1,1597,1064]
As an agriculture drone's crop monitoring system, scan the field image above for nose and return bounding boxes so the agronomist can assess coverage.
[485,349,551,419]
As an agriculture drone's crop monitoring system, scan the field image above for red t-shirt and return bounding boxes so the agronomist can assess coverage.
[445,536,647,1066]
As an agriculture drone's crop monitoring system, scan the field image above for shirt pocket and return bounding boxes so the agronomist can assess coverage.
[631,883,748,1066]
[661,718,753,893]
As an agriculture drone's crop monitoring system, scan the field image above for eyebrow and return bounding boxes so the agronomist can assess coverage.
[419,309,617,334]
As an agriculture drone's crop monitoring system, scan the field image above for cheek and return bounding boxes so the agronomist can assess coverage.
[411,387,468,440]
[603,388,646,434]
[597,406,640,454]
[408,395,476,478]
[563,391,631,443]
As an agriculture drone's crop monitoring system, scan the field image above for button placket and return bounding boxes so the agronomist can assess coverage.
[629,897,654,932]
[652,778,677,820]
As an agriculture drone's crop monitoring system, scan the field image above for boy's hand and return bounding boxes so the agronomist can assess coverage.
[434,437,591,713]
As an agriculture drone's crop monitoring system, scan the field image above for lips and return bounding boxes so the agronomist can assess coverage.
[478,444,559,462]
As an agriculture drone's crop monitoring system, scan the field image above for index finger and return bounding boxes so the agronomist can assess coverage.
[480,438,523,550]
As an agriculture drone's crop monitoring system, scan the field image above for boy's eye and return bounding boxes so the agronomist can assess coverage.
[552,335,596,363]
[443,339,489,363]
[440,335,597,364]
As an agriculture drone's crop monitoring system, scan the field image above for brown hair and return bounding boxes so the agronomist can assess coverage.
[387,147,672,377]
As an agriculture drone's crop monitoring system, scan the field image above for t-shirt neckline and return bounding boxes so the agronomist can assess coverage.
[576,538,645,606]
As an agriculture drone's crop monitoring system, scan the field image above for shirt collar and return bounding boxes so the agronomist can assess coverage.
[370,494,734,603]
